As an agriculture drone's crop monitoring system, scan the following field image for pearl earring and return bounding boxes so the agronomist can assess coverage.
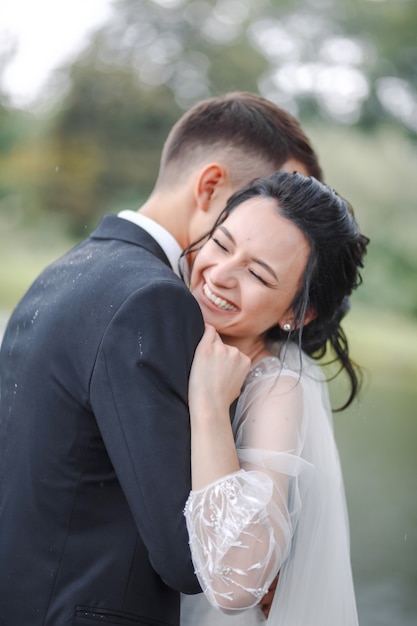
[283,323,291,332]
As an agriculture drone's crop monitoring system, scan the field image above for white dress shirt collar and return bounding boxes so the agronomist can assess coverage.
[118,210,182,277]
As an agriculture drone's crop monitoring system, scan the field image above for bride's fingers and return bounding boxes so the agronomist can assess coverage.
[202,324,218,342]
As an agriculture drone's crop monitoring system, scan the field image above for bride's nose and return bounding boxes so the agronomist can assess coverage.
[209,259,238,288]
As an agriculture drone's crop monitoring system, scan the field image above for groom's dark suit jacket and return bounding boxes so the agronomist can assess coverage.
[0,215,204,625]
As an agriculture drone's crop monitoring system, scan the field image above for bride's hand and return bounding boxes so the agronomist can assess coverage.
[188,324,251,418]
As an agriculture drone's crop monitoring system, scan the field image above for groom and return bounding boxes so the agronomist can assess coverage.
[0,92,322,625]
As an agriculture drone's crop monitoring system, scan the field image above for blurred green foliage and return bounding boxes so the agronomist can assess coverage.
[308,123,417,317]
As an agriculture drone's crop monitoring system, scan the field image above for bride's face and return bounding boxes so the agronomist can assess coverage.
[190,196,310,351]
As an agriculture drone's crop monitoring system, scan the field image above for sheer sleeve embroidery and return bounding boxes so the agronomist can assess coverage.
[184,358,313,612]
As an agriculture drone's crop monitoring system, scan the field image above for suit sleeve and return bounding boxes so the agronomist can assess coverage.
[89,279,204,593]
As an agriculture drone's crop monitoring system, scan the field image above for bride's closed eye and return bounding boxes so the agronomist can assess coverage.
[212,237,229,252]
[212,236,272,287]
[248,269,270,286]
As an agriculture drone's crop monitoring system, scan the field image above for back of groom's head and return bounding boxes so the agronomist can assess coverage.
[155,92,323,190]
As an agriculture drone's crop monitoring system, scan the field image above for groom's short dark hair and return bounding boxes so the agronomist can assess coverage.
[156,92,323,188]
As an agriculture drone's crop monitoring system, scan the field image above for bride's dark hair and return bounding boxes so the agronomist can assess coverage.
[181,171,369,409]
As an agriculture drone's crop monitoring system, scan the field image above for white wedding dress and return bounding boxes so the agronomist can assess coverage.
[181,343,359,625]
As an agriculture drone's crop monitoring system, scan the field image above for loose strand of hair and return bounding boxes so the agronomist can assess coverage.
[329,326,362,411]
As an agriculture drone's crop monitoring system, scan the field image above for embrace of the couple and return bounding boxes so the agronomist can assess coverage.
[0,92,369,625]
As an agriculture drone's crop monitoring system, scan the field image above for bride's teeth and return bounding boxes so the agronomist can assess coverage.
[203,284,236,311]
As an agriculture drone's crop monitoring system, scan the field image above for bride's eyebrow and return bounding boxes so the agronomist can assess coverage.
[218,226,279,282]
[217,225,234,242]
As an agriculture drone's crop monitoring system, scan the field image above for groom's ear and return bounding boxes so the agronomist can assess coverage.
[189,164,236,243]
[194,163,229,213]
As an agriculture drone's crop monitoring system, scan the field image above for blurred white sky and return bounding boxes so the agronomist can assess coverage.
[1,0,113,106]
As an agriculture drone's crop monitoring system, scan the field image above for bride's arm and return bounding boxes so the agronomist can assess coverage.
[187,325,250,489]
[185,326,309,612]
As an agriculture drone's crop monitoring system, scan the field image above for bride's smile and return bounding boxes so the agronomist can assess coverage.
[202,283,237,311]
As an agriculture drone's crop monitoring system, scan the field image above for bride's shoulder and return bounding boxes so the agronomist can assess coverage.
[243,354,298,396]
[244,343,324,390]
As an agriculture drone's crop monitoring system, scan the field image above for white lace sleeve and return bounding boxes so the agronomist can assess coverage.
[184,361,313,612]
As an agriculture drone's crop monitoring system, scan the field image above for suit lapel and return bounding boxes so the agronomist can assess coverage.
[89,215,171,268]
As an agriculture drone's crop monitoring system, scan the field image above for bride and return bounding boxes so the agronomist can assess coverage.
[180,171,369,625]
